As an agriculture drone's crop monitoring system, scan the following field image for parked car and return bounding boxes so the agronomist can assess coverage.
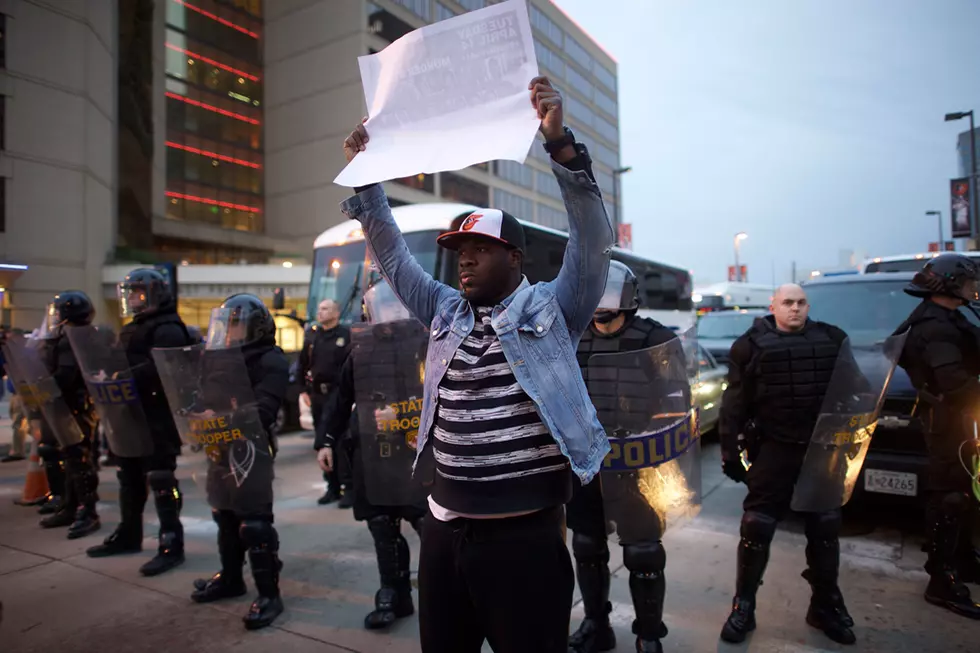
[802,272,978,508]
[693,344,727,435]
[696,309,768,364]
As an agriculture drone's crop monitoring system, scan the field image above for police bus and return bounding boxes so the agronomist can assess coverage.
[310,202,695,330]
[693,282,773,316]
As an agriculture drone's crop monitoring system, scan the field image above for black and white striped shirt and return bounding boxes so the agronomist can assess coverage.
[430,307,572,515]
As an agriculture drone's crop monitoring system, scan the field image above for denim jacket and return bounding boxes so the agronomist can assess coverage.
[340,157,614,483]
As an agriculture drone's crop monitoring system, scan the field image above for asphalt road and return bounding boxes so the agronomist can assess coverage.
[0,433,971,652]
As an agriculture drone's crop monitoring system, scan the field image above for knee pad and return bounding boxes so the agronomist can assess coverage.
[37,442,61,463]
[240,519,278,550]
[572,531,610,564]
[741,511,778,545]
[623,541,666,575]
[367,514,400,541]
[804,509,842,541]
[147,470,176,492]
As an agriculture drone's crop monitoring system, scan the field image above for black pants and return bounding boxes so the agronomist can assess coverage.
[418,506,574,653]
[312,393,348,491]
[743,438,808,519]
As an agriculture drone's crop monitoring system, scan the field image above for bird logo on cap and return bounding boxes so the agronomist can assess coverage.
[461,214,483,231]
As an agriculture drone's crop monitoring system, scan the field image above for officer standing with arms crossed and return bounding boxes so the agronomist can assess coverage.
[718,284,859,646]
[893,254,980,619]
[567,261,680,653]
[300,299,353,506]
[36,291,102,539]
[87,268,195,576]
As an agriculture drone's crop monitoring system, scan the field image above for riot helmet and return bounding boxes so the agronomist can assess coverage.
[904,253,980,303]
[49,291,95,329]
[363,279,412,325]
[117,268,172,318]
[594,260,640,324]
[206,293,276,350]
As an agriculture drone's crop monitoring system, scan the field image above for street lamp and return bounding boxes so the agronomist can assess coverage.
[734,232,748,282]
[926,210,943,251]
[612,166,632,238]
[945,111,977,247]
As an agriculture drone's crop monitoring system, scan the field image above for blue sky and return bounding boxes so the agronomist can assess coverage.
[553,0,980,285]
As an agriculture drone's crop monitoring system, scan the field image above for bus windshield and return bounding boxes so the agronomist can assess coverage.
[697,312,762,339]
[309,230,443,323]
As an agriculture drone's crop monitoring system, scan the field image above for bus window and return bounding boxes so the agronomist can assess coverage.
[523,229,568,283]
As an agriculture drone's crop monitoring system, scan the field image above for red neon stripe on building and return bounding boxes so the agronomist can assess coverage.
[166,43,259,82]
[166,141,262,169]
[166,191,261,213]
[174,0,259,39]
[165,92,259,125]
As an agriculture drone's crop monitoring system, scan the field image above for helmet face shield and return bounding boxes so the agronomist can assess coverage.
[206,306,247,350]
[117,283,149,318]
[40,304,60,339]
[596,264,629,312]
[363,281,411,325]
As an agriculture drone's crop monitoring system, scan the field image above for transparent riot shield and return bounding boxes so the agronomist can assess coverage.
[152,344,274,513]
[587,328,702,544]
[352,319,428,506]
[4,334,84,447]
[790,332,908,513]
[65,325,154,458]
[2,342,43,439]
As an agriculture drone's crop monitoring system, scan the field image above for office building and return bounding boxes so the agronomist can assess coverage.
[0,0,620,336]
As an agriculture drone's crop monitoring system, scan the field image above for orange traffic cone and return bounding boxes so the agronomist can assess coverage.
[14,438,49,506]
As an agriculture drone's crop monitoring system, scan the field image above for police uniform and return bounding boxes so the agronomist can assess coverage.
[323,307,427,631]
[87,269,194,577]
[300,322,352,500]
[893,254,980,620]
[718,314,858,645]
[191,293,290,631]
[37,291,101,539]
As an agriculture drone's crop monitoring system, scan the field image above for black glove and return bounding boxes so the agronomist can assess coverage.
[722,456,748,484]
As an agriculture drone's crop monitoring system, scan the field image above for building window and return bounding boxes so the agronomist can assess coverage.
[535,170,562,201]
[594,64,616,92]
[494,160,533,188]
[594,89,617,119]
[537,204,567,231]
[436,3,456,21]
[0,178,5,233]
[366,2,416,44]
[566,95,594,130]
[458,0,486,11]
[594,115,618,144]
[493,188,532,220]
[392,172,435,193]
[565,37,593,72]
[391,0,430,20]
[594,143,619,169]
[530,5,562,47]
[565,66,593,102]
[443,172,489,206]
[594,169,615,197]
[165,0,262,63]
[534,39,565,79]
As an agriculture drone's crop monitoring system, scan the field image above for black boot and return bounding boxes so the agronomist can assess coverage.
[66,448,101,540]
[624,542,667,653]
[40,459,77,529]
[192,511,248,603]
[37,443,65,515]
[924,501,980,620]
[87,468,145,557]
[139,471,184,576]
[241,519,284,630]
[720,511,776,644]
[364,515,414,630]
[956,516,980,584]
[802,510,855,645]
[569,532,616,653]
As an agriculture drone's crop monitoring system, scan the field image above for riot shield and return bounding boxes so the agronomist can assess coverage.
[352,319,428,506]
[3,334,84,447]
[152,344,274,513]
[2,342,43,439]
[65,325,154,458]
[587,328,702,544]
[790,332,908,513]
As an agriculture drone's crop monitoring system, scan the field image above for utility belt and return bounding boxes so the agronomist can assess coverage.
[309,382,333,396]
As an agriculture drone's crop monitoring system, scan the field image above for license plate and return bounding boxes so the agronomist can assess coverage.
[863,469,917,496]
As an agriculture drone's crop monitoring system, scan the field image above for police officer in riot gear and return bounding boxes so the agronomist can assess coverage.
[87,268,194,576]
[568,261,678,653]
[893,254,980,620]
[190,293,290,630]
[320,280,427,630]
[37,291,101,539]
[718,284,858,645]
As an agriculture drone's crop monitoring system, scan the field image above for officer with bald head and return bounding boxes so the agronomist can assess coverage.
[717,283,859,646]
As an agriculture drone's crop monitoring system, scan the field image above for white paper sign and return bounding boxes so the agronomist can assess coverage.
[334,0,540,188]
